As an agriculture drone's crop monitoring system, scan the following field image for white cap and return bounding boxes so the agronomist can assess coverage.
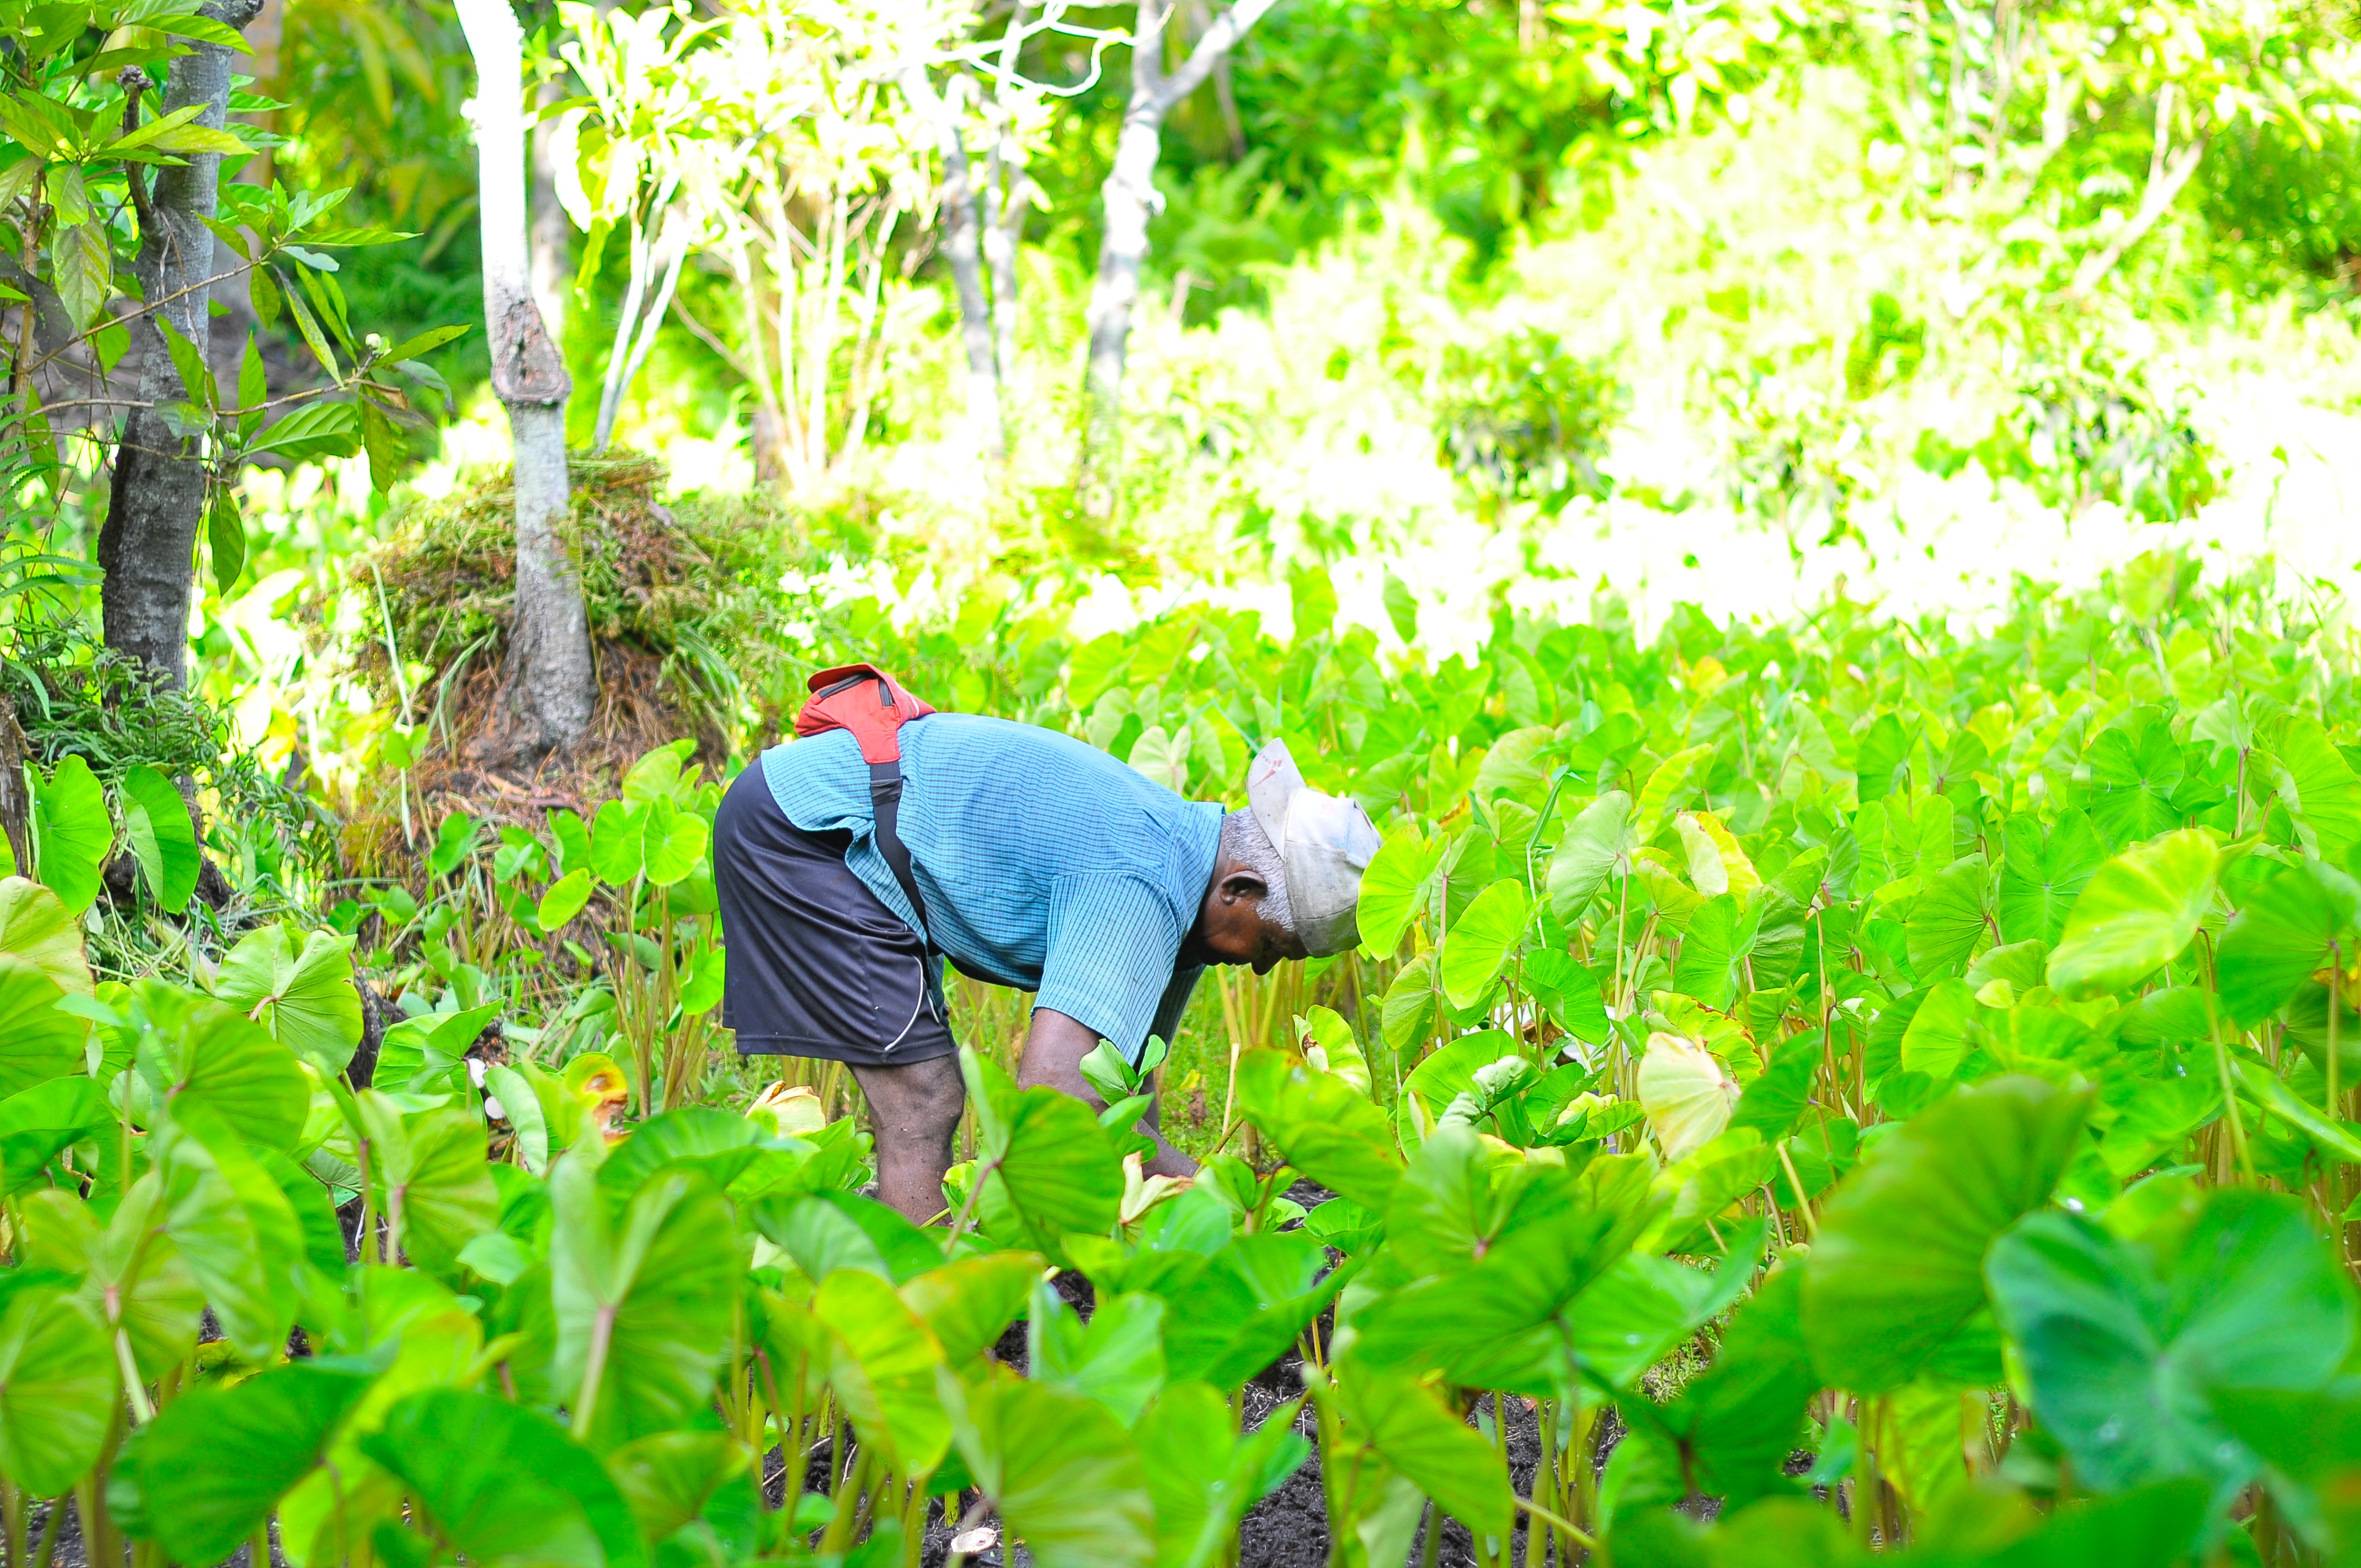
[1246,739,1382,957]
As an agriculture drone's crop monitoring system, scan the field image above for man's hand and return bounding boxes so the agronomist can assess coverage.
[1018,1008,1198,1179]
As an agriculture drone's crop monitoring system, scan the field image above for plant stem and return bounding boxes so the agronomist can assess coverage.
[1200,1112,1252,1163]
[1609,870,1630,1015]
[1218,1005,1242,1142]
[1514,1495,1598,1554]
[819,1440,872,1558]
[2329,944,2343,1123]
[572,1303,616,1441]
[1489,1392,1509,1568]
[1574,1402,1601,1538]
[113,1329,153,1424]
[2206,993,2255,1183]
[28,1488,62,1568]
[943,1156,995,1253]
[354,1136,375,1266]
[1535,1396,1561,1566]
[73,1482,97,1568]
[900,1479,927,1568]
[1777,1141,1820,1239]
[1854,1397,1881,1549]
[330,1458,351,1568]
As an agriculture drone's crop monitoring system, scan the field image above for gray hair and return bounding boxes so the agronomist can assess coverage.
[1220,808,1294,933]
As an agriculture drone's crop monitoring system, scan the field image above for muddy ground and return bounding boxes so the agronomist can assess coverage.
[881,1204,1635,1568]
[34,1505,282,1568]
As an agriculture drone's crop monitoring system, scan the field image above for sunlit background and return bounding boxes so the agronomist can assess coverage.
[11,0,2357,827]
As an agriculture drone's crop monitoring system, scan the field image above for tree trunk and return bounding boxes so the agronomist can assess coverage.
[981,8,1038,409]
[0,694,30,878]
[902,67,1004,463]
[1075,0,1277,520]
[1213,53,1247,160]
[530,77,569,340]
[1075,3,1169,520]
[751,406,788,487]
[982,137,1033,401]
[99,0,266,690]
[455,0,595,763]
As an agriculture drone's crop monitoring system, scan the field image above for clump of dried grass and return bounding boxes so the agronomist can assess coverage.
[341,450,825,873]
[358,450,801,712]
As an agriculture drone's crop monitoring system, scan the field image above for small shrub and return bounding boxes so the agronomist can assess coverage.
[1430,326,1625,515]
[1843,290,1926,398]
[1917,342,2222,523]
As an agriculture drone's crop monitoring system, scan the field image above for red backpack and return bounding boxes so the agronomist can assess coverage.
[794,665,937,948]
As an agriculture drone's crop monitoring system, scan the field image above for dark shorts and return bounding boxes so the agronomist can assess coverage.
[712,766,955,1068]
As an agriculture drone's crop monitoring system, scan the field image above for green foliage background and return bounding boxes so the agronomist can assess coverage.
[4,0,2361,1561]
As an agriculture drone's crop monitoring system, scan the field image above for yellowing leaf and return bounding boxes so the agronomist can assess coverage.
[1635,744,1714,841]
[1631,848,1706,929]
[1674,810,1759,900]
[1637,1032,1739,1163]
[1293,1005,1372,1096]
[0,878,91,996]
[1128,725,1190,793]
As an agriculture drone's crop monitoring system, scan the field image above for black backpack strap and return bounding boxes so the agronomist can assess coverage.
[866,759,933,952]
[868,758,944,1021]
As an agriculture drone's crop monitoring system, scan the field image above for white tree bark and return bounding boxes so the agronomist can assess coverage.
[2068,85,2205,301]
[593,210,688,451]
[1076,0,1277,517]
[902,66,1004,463]
[982,133,1035,398]
[456,0,594,760]
[981,8,1038,412]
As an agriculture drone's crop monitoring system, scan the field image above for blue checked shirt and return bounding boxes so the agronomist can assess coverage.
[759,714,1223,1060]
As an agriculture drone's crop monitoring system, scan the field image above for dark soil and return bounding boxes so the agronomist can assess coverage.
[36,1500,289,1568]
[912,1200,1636,1568]
[1230,1350,1624,1568]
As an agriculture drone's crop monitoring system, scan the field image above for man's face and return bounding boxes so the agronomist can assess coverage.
[1189,869,1309,973]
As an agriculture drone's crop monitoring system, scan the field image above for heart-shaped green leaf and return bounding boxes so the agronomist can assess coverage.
[2046,829,2219,1000]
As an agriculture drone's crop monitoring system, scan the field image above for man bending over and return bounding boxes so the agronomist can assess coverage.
[712,702,1379,1225]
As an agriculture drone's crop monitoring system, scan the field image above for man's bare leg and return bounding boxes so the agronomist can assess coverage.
[848,1054,966,1226]
[1018,1008,1197,1179]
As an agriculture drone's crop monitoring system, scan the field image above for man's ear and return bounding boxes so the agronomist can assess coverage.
[1218,868,1268,903]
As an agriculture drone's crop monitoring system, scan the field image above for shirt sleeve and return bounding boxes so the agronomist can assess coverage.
[1033,875,1184,1060]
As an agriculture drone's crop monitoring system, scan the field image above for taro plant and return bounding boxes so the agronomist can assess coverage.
[13,543,2361,1567]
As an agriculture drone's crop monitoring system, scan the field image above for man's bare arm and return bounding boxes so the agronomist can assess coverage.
[1016,1007,1198,1179]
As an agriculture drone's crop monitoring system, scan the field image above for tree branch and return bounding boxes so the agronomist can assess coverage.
[118,67,156,237]
[2068,123,2206,300]
[666,289,763,388]
[1153,0,1278,111]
